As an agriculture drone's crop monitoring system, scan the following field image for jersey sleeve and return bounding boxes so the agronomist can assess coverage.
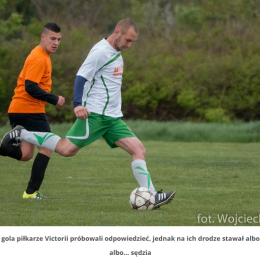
[24,57,46,83]
[73,76,87,108]
[25,80,58,105]
[76,48,107,81]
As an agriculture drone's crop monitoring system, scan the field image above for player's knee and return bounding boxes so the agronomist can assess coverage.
[20,143,35,161]
[59,149,77,157]
[20,152,34,161]
[134,144,146,158]
[140,145,146,157]
[38,148,52,158]
[55,139,79,157]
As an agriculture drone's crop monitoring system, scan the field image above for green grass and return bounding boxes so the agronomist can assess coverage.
[1,137,260,226]
[2,120,260,143]
[125,120,260,143]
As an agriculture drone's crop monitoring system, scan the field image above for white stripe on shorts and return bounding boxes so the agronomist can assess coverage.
[66,119,89,139]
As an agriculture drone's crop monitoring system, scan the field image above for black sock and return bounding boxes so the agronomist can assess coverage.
[26,153,50,194]
[0,145,22,160]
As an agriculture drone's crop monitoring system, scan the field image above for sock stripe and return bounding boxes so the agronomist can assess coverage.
[132,160,156,195]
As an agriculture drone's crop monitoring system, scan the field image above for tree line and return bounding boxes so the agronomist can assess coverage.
[1,0,260,123]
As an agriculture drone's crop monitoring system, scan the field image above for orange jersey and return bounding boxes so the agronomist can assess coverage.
[8,46,52,113]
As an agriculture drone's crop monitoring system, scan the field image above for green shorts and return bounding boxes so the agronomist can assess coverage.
[66,112,136,148]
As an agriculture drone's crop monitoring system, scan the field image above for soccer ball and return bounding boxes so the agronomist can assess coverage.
[129,187,155,210]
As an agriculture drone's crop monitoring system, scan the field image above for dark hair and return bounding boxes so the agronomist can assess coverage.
[42,23,61,34]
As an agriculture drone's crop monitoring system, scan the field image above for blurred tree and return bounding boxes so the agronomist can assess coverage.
[0,0,24,123]
[0,0,36,25]
[0,0,23,38]
[1,0,260,123]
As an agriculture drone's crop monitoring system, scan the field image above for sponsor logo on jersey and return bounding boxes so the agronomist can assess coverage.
[113,66,123,76]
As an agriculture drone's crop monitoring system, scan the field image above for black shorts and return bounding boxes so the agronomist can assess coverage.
[8,113,51,132]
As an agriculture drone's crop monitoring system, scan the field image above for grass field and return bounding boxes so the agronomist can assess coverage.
[1,121,260,226]
[125,120,260,143]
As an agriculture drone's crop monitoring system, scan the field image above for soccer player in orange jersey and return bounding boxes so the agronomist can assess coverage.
[0,23,65,199]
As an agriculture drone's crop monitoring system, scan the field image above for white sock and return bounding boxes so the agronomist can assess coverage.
[20,130,61,151]
[131,159,156,196]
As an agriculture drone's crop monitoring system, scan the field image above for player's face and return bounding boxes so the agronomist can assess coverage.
[114,28,138,51]
[41,30,62,54]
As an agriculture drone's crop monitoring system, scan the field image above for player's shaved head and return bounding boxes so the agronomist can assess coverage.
[42,22,61,35]
[106,19,138,51]
[115,19,139,35]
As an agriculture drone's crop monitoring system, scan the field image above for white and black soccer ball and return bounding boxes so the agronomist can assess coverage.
[129,187,155,211]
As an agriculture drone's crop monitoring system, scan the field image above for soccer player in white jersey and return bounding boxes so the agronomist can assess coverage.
[1,19,175,208]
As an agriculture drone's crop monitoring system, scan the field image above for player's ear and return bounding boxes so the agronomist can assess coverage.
[114,28,121,37]
[41,33,45,42]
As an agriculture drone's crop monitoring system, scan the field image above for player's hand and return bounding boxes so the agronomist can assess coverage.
[74,106,91,120]
[57,96,65,106]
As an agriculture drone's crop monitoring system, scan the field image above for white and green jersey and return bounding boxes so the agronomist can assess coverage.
[77,38,124,118]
